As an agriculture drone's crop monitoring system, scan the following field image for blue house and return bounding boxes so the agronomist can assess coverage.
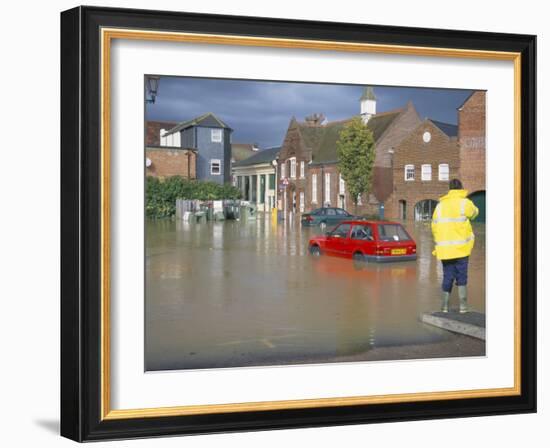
[161,112,233,184]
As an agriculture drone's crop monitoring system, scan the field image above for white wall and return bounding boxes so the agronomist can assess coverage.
[0,0,546,446]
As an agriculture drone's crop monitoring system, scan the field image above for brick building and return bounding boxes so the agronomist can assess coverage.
[145,147,197,179]
[385,119,460,221]
[145,120,197,179]
[146,121,177,147]
[276,88,421,218]
[458,91,486,222]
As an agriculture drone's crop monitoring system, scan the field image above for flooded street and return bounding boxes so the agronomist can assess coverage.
[145,217,485,371]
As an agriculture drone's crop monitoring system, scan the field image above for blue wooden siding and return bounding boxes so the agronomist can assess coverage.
[194,127,228,184]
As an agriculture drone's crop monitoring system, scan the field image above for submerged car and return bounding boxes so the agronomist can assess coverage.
[301,207,359,229]
[308,220,417,263]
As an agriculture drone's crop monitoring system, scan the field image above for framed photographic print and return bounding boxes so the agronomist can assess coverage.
[60,6,536,442]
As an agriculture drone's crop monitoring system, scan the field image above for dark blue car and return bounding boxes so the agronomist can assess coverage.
[301,207,360,229]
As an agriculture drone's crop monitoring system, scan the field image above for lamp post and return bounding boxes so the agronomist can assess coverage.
[145,75,160,104]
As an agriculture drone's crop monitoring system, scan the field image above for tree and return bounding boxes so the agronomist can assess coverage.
[336,117,376,212]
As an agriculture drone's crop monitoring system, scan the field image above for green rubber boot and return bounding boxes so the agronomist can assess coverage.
[458,285,468,313]
[441,291,450,313]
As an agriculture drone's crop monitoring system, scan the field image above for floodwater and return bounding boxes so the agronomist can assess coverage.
[145,217,485,371]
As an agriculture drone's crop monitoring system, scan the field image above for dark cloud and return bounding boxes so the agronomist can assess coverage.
[146,76,473,148]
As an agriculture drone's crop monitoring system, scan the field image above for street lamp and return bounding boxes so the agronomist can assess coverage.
[145,76,160,104]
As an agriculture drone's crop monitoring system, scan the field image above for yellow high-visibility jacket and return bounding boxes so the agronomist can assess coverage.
[431,189,479,260]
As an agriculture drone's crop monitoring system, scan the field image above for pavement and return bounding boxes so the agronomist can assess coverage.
[420,311,486,340]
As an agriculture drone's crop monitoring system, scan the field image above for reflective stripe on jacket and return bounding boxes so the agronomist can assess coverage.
[431,189,479,260]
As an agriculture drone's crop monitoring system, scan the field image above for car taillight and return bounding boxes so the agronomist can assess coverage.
[412,246,416,253]
[304,216,313,222]
[375,247,390,255]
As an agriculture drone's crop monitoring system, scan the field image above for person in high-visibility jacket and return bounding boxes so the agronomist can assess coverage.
[431,179,479,313]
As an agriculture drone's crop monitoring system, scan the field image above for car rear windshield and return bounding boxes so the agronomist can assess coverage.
[377,224,412,242]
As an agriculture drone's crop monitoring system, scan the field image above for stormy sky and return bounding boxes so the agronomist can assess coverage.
[145,76,474,148]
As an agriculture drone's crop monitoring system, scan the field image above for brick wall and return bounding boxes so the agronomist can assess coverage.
[374,102,422,168]
[385,121,460,220]
[458,91,486,193]
[306,165,379,216]
[145,121,177,147]
[145,147,196,179]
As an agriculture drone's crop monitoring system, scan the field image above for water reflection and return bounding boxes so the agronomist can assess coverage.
[145,217,485,370]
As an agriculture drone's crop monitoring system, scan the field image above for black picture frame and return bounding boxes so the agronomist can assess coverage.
[61,5,536,442]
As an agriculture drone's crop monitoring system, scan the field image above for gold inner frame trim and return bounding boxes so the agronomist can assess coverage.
[100,27,522,421]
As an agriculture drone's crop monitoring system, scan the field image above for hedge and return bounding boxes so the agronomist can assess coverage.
[146,176,242,218]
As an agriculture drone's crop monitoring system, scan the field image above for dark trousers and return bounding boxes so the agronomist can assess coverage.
[441,256,469,293]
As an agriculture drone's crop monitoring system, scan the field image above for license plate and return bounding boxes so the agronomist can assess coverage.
[391,248,406,255]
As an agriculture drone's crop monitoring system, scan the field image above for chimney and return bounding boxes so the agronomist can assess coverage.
[304,113,326,126]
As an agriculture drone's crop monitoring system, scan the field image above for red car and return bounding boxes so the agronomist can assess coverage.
[308,220,417,263]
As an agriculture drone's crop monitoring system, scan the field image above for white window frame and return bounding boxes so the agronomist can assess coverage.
[300,161,305,179]
[438,163,450,181]
[211,128,222,143]
[311,174,318,204]
[339,174,345,194]
[290,158,296,179]
[325,172,331,205]
[421,164,432,181]
[280,162,286,179]
[404,164,415,181]
[210,159,221,175]
[299,191,305,212]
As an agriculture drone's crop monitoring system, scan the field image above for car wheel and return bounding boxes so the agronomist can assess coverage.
[320,221,327,230]
[310,245,321,257]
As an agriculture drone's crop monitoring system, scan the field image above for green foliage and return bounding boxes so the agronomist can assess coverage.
[146,176,242,218]
[336,117,376,205]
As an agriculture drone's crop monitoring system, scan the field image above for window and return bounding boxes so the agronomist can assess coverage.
[330,223,351,238]
[378,224,412,242]
[438,163,449,181]
[290,158,296,179]
[311,174,318,203]
[280,162,286,179]
[421,164,432,181]
[325,172,331,205]
[335,208,349,216]
[173,132,181,147]
[339,174,345,194]
[351,224,374,241]
[326,208,336,216]
[300,161,305,178]
[299,191,305,212]
[211,128,222,142]
[210,159,221,175]
[357,193,363,206]
[404,164,415,181]
[269,174,275,189]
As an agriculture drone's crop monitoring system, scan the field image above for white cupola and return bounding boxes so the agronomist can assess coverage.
[360,86,377,123]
